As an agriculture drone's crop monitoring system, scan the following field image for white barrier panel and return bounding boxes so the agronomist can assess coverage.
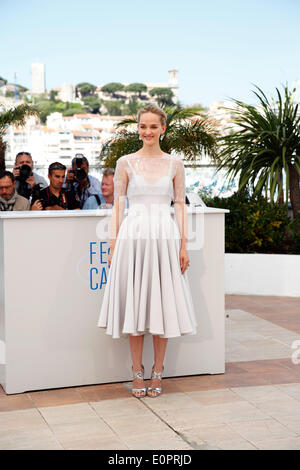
[0,207,228,394]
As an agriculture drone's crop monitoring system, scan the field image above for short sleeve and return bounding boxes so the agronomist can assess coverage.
[173,156,186,203]
[83,195,98,210]
[114,157,128,202]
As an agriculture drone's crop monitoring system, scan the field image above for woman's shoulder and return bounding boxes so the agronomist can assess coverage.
[170,153,183,161]
[115,154,132,167]
[116,153,136,164]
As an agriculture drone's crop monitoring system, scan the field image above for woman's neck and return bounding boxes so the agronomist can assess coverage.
[137,144,164,157]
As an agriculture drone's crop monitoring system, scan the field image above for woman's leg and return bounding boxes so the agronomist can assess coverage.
[148,335,168,397]
[129,334,145,397]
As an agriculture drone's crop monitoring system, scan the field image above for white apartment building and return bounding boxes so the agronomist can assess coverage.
[4,113,123,176]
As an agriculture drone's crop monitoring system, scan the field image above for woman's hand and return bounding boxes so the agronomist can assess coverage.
[180,246,189,275]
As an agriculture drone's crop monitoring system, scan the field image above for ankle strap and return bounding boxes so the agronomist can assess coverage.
[132,365,144,380]
[151,369,163,380]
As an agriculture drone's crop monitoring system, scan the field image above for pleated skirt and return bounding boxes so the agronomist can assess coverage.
[97,209,197,338]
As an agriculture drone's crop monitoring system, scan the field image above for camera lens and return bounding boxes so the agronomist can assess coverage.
[18,164,32,181]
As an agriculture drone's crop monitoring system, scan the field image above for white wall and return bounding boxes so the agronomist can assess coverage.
[225,253,300,297]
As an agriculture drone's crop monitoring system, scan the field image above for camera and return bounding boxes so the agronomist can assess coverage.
[70,157,87,182]
[31,183,45,209]
[16,164,32,182]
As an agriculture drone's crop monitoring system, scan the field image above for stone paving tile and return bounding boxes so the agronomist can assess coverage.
[0,408,48,432]
[259,399,300,418]
[272,415,300,434]
[180,423,243,446]
[274,383,300,401]
[0,408,62,450]
[154,401,267,432]
[140,392,198,411]
[228,418,297,442]
[37,402,116,448]
[225,295,300,334]
[28,387,84,408]
[122,430,193,451]
[225,309,300,363]
[173,375,227,392]
[211,371,270,388]
[89,397,148,417]
[0,428,63,450]
[60,435,129,450]
[216,439,258,450]
[75,383,130,402]
[96,408,170,436]
[230,384,291,402]
[253,437,300,450]
[186,389,246,406]
[0,393,34,412]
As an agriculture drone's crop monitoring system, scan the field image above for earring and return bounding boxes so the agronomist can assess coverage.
[138,135,142,140]
[160,134,164,141]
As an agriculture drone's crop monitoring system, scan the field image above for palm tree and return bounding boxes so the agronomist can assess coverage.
[0,104,38,170]
[99,105,218,168]
[216,84,300,218]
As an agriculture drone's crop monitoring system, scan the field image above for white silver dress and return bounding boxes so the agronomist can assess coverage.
[97,152,197,338]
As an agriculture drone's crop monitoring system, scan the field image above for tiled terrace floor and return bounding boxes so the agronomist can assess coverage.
[1,295,300,450]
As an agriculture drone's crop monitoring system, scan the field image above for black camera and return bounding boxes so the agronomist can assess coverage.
[70,157,87,182]
[16,164,32,182]
[31,183,45,209]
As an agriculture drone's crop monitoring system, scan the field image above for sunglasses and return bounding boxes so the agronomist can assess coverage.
[16,152,32,157]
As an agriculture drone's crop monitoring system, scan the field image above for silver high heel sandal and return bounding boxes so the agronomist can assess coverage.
[147,365,164,398]
[131,365,147,398]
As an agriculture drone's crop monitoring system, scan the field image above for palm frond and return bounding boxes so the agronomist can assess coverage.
[217,84,300,204]
[0,104,38,132]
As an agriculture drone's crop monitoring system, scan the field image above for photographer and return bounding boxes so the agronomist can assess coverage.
[13,152,48,200]
[64,155,101,208]
[0,170,30,211]
[31,162,81,211]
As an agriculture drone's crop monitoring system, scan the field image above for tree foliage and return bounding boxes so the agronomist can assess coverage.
[50,90,58,101]
[36,98,86,122]
[76,82,97,97]
[104,100,123,116]
[125,83,147,95]
[101,82,124,96]
[149,87,174,106]
[83,96,102,114]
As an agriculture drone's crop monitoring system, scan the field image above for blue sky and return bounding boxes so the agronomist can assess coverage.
[1,0,300,106]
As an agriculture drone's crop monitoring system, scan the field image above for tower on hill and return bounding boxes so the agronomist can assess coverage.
[31,63,46,94]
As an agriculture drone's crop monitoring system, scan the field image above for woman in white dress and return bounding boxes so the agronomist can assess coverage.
[98,105,197,398]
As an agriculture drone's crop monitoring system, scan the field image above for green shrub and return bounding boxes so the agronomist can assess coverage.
[202,189,300,254]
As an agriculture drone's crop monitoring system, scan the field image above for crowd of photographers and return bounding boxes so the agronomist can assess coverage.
[0,152,118,212]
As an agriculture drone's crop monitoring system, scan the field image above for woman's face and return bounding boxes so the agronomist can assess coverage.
[137,112,166,146]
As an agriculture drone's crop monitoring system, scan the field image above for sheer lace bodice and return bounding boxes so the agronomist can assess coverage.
[113,153,186,203]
